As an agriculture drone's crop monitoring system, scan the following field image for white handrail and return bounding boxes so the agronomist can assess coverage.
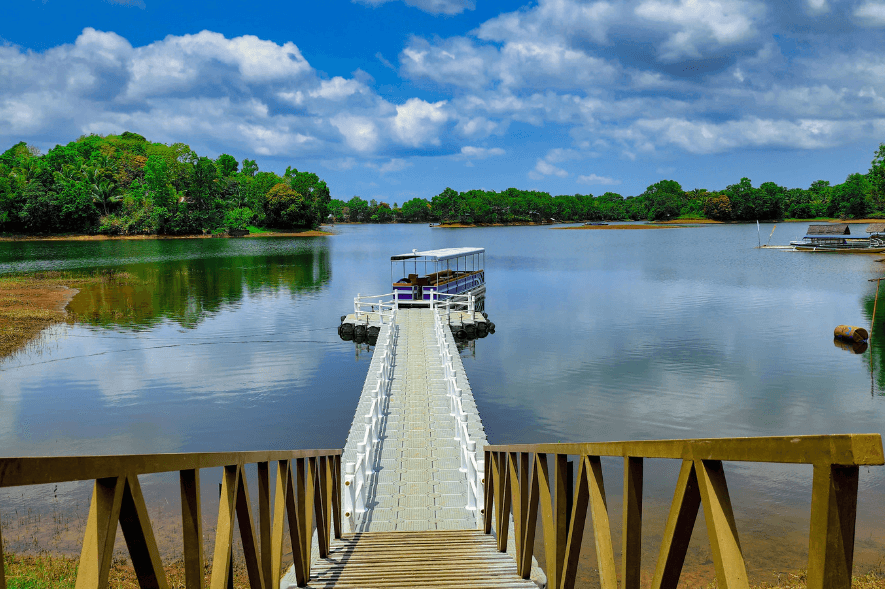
[432,309,484,527]
[354,289,476,316]
[342,318,397,531]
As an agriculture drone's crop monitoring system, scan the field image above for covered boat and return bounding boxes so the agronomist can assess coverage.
[391,247,485,306]
[790,224,885,252]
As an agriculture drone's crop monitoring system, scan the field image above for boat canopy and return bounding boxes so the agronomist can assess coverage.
[806,224,850,235]
[391,247,485,261]
[867,223,885,234]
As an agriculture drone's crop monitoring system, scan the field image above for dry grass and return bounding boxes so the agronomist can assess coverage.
[0,269,133,359]
[5,550,884,589]
[704,560,885,588]
[2,551,252,589]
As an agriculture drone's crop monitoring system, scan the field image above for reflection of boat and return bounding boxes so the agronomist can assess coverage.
[391,247,485,307]
[790,224,885,253]
[834,338,868,354]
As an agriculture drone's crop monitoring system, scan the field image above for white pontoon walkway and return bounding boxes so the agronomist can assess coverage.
[342,308,486,531]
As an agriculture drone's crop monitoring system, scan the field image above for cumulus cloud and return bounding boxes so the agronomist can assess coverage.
[634,0,764,60]
[578,173,621,185]
[0,28,449,161]
[391,98,449,146]
[532,158,569,178]
[617,116,885,154]
[354,0,474,14]
[855,2,885,24]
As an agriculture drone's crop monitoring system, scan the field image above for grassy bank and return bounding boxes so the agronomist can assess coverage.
[0,270,133,359]
[2,551,251,589]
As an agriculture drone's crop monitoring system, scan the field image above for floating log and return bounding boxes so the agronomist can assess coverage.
[834,325,868,343]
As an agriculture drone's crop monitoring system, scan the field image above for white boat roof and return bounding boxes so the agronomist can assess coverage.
[391,247,484,261]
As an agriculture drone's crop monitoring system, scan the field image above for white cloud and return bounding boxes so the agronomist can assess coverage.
[534,158,569,177]
[379,158,413,173]
[391,98,449,146]
[460,146,506,158]
[354,0,474,14]
[331,115,381,152]
[634,0,764,60]
[578,173,621,185]
[310,77,368,101]
[855,2,885,24]
[620,116,885,154]
[805,0,829,14]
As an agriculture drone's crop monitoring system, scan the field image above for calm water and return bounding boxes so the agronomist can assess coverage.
[2,223,884,579]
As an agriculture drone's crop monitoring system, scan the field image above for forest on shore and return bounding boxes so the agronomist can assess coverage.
[0,133,331,235]
[3,134,885,235]
[330,143,885,225]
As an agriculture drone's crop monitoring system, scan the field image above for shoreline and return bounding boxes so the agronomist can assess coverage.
[0,271,130,359]
[554,224,682,230]
[0,229,333,242]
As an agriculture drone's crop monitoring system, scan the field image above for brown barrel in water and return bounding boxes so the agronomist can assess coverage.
[834,325,869,343]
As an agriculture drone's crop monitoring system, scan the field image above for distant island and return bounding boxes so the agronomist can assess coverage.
[0,132,331,237]
[3,134,885,236]
[328,143,885,225]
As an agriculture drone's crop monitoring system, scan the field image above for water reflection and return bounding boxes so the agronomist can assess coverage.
[67,248,331,329]
[834,337,868,354]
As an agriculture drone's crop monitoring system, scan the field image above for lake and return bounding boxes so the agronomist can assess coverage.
[1,222,884,583]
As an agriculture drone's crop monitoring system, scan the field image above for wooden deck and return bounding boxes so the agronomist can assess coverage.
[306,530,538,588]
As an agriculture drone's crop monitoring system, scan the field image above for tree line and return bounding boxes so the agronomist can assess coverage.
[0,132,331,235]
[330,144,885,224]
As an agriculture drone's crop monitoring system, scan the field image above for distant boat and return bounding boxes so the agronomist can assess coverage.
[790,223,885,253]
[584,222,609,226]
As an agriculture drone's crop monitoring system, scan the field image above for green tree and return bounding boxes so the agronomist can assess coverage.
[216,154,239,177]
[869,143,885,211]
[828,173,870,218]
[347,196,370,222]
[241,159,258,177]
[265,183,307,228]
[91,179,121,215]
[642,180,683,221]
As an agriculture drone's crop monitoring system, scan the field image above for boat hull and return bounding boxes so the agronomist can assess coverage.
[791,244,885,253]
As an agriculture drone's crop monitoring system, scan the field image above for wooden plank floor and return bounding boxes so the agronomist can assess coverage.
[305,530,538,588]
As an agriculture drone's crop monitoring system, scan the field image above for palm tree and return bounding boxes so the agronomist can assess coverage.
[91,180,121,215]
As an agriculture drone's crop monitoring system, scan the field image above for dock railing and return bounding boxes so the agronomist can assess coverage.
[484,434,884,589]
[342,319,397,531]
[0,448,343,589]
[433,310,484,521]
[353,293,398,323]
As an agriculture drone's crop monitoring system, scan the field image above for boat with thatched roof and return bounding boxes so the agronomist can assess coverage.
[790,223,885,252]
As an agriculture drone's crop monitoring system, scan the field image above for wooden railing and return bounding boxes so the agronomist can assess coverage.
[483,434,884,589]
[0,449,342,589]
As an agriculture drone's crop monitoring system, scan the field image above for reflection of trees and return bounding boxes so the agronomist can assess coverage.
[66,248,331,329]
[860,289,885,395]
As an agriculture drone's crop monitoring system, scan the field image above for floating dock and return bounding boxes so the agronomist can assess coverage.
[342,308,486,531]
[282,306,541,588]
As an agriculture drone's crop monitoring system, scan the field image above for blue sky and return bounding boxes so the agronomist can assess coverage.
[4,0,885,201]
